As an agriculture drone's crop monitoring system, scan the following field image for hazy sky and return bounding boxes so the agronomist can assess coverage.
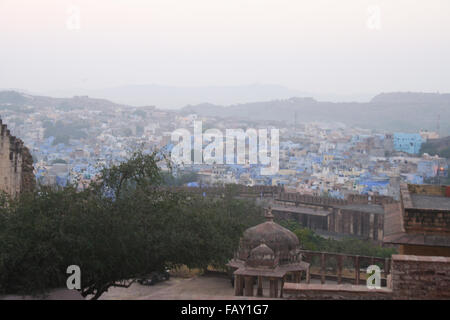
[1,0,449,96]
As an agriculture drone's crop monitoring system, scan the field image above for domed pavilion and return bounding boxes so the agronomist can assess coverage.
[227,207,310,298]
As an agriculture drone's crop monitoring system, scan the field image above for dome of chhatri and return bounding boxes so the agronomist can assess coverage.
[246,241,277,268]
[249,242,274,258]
[237,207,300,263]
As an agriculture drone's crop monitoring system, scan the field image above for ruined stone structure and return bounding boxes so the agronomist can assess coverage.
[0,119,35,197]
[167,185,396,242]
[273,192,392,242]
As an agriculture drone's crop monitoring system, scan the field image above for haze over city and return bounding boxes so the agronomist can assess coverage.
[1,0,450,107]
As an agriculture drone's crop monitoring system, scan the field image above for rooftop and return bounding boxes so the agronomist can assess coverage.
[410,194,450,211]
[383,184,450,247]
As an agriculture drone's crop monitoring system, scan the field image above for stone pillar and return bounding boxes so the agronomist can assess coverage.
[357,213,361,235]
[378,216,384,241]
[306,268,311,284]
[274,279,279,298]
[280,277,284,298]
[355,256,360,285]
[234,275,238,296]
[336,209,341,233]
[369,213,374,240]
[244,276,254,297]
[269,279,277,298]
[321,252,326,284]
[257,276,263,297]
[349,213,354,234]
[234,275,244,296]
[297,271,302,283]
[373,214,378,240]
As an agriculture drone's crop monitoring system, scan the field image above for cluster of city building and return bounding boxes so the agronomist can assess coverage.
[177,116,447,201]
[1,100,447,199]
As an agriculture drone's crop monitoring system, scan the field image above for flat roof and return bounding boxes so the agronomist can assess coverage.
[410,194,450,211]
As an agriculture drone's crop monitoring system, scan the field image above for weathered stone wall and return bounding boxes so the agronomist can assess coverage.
[346,194,396,205]
[399,244,450,257]
[277,192,348,206]
[164,185,283,197]
[391,254,450,299]
[407,184,448,196]
[400,184,450,234]
[0,119,35,197]
[167,185,393,241]
[403,209,450,234]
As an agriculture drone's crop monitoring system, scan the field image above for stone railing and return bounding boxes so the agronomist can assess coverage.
[275,193,348,206]
[299,250,391,286]
[284,253,450,299]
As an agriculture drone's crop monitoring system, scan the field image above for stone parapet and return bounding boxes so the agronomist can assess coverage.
[391,254,450,299]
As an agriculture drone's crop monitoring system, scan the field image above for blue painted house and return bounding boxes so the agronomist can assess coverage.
[393,133,423,154]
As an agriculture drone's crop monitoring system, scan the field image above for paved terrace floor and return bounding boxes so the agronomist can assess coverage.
[1,275,335,300]
[99,275,334,300]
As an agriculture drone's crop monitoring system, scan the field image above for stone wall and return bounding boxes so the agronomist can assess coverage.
[407,184,448,196]
[391,254,450,299]
[276,192,348,206]
[346,194,396,205]
[283,283,393,300]
[0,119,35,197]
[167,185,393,241]
[403,208,450,234]
[163,185,283,197]
[400,184,450,234]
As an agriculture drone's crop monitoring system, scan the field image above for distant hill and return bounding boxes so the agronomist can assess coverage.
[1,90,449,135]
[182,92,450,134]
[371,92,450,104]
[0,90,127,112]
[420,136,450,158]
[45,84,313,109]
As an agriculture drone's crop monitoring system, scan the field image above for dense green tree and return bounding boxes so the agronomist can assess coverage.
[278,219,396,258]
[0,151,263,299]
[161,171,199,186]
